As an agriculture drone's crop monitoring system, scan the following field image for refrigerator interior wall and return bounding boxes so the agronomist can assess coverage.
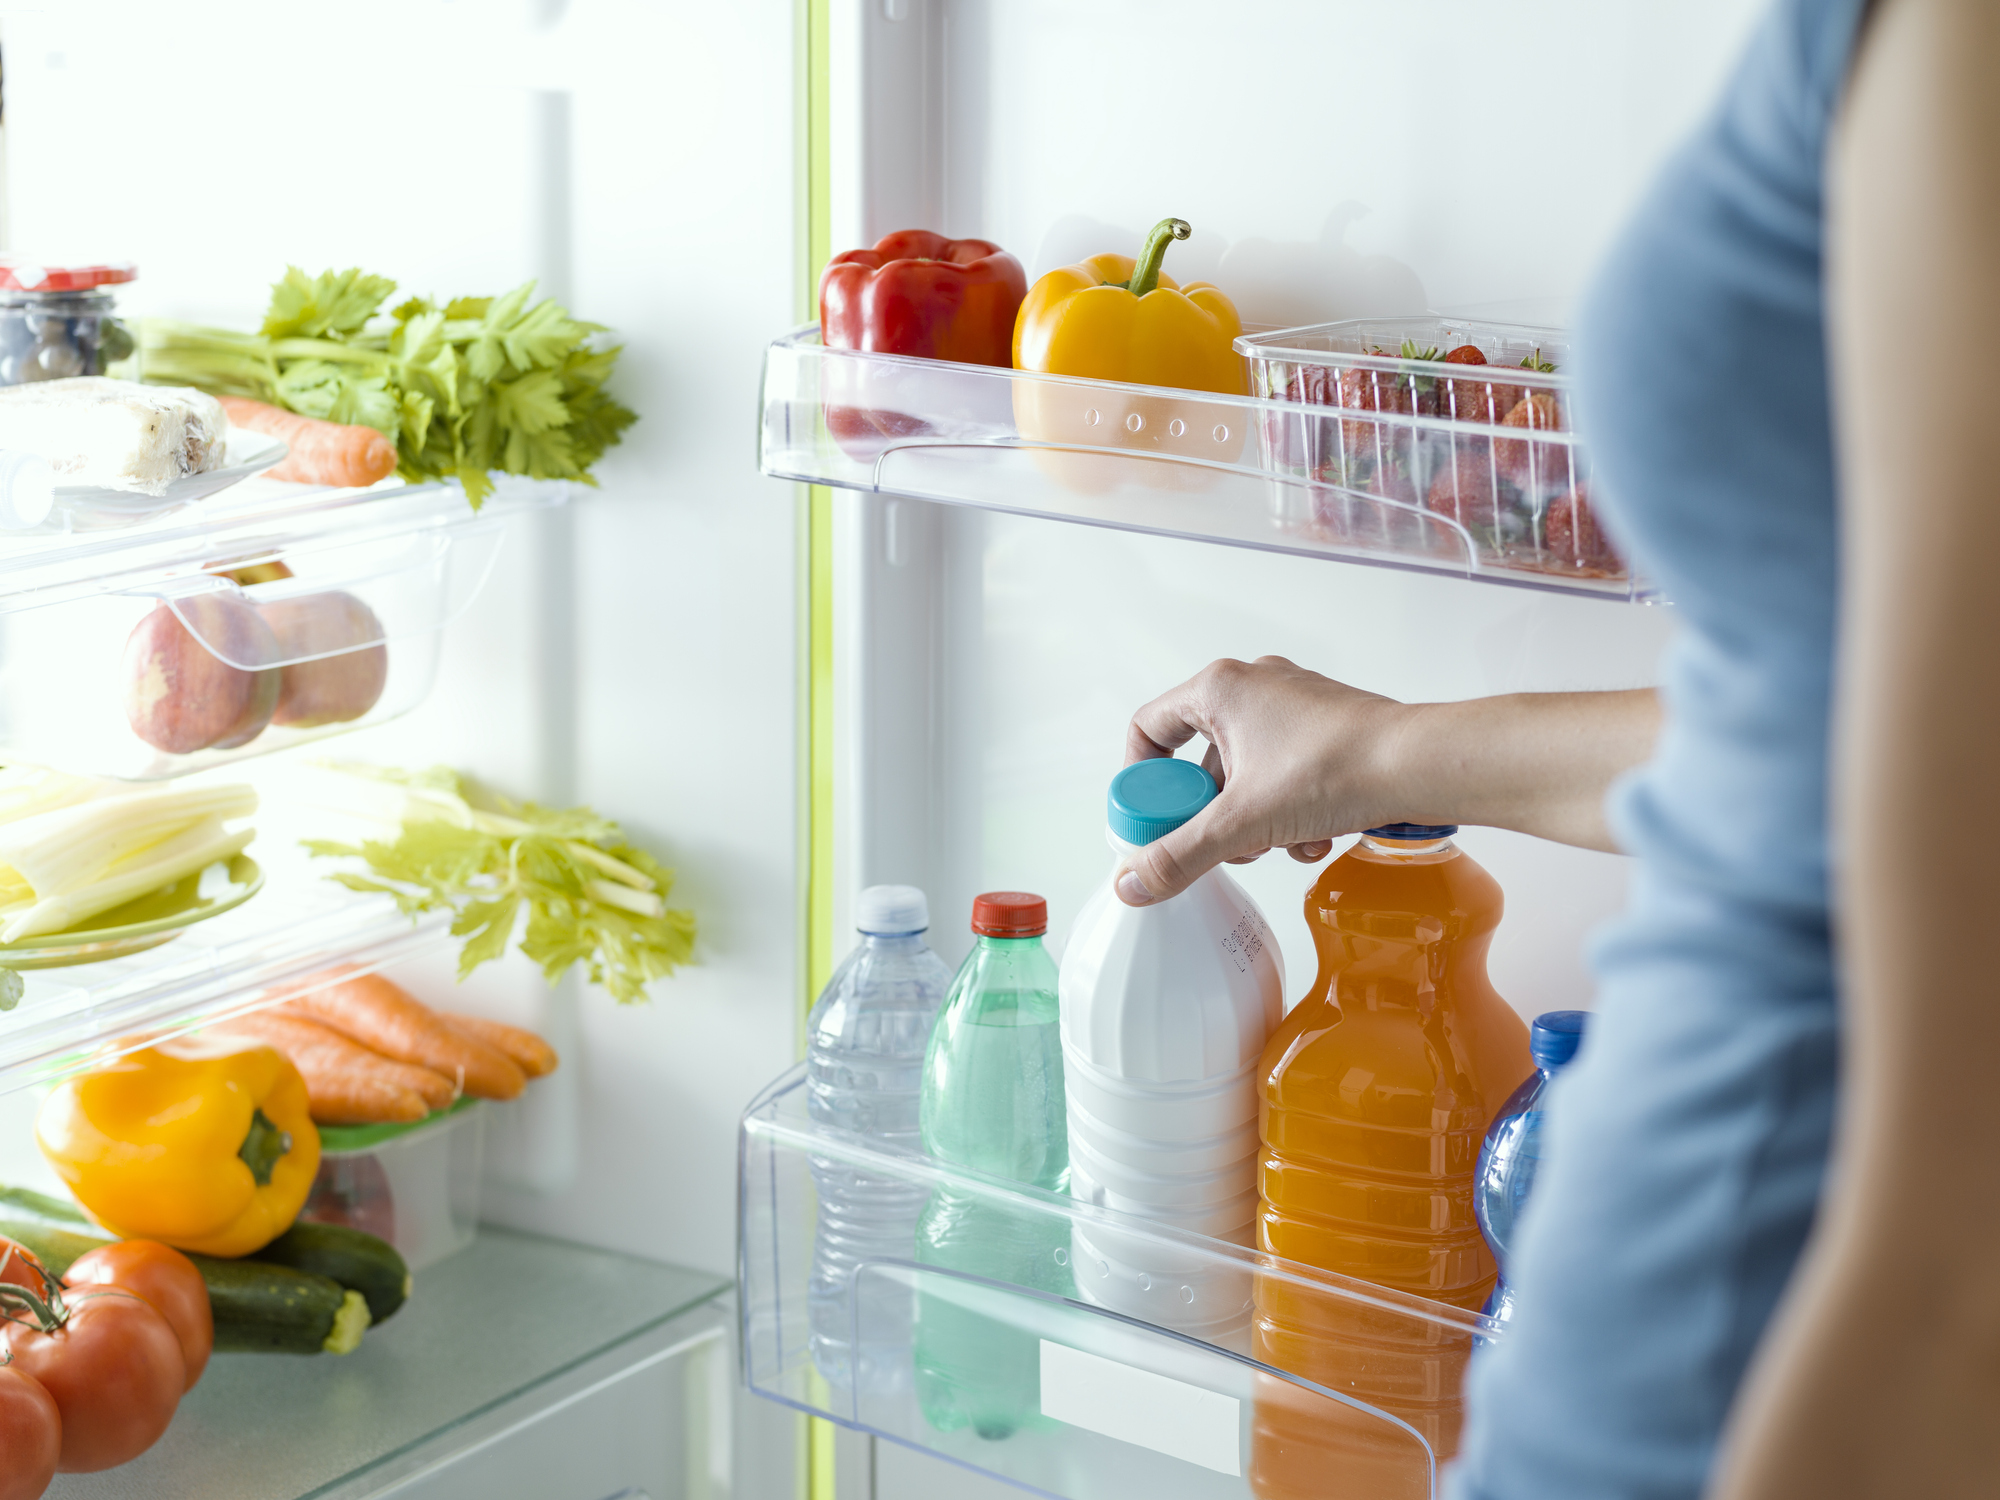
[3,0,802,1283]
[828,0,1765,998]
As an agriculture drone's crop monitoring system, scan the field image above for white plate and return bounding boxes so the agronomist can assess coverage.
[51,427,290,528]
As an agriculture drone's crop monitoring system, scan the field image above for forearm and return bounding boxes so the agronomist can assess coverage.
[1376,690,1660,853]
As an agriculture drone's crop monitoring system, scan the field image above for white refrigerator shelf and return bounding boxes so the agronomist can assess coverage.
[45,1229,732,1500]
[740,1063,1495,1500]
[759,326,1652,602]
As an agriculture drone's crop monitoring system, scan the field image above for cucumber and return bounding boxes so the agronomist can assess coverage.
[0,1192,373,1355]
[0,1219,113,1279]
[0,1184,94,1233]
[250,1221,410,1324]
[185,1254,370,1355]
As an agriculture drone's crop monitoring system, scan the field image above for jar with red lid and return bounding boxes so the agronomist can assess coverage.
[0,259,137,386]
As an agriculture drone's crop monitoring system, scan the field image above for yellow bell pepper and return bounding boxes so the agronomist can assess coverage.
[1010,218,1248,493]
[37,1037,320,1257]
[1012,217,1246,394]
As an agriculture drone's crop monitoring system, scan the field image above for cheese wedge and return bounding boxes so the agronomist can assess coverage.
[0,377,226,495]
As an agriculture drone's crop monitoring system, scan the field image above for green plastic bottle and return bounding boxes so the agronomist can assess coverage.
[914,891,1074,1440]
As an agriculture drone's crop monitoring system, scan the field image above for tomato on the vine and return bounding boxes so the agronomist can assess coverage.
[1,1284,184,1472]
[0,1235,47,1294]
[66,1242,212,1391]
[0,1364,60,1500]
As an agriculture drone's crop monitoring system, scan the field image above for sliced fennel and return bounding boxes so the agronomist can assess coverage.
[2,816,255,942]
[0,777,258,944]
[0,784,257,900]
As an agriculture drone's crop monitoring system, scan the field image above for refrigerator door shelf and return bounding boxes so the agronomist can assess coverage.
[0,480,559,780]
[760,327,1652,603]
[741,1063,1489,1500]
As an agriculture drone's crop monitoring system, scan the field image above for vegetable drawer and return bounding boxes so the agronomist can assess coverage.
[0,480,556,779]
[740,1064,1493,1500]
[760,326,1649,601]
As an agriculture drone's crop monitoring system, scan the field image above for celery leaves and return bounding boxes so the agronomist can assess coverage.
[138,265,636,508]
[305,766,694,1004]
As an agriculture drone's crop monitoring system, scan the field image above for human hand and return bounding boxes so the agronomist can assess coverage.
[1115,656,1412,906]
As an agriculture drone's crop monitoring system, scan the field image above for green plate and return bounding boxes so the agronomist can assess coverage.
[0,854,265,971]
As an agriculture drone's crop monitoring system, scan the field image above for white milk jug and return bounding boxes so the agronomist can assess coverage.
[1059,757,1283,1341]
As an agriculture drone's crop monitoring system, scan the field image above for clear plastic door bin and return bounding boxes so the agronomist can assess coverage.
[741,1064,1495,1500]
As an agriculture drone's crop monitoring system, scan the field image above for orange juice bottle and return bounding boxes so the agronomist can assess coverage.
[1251,823,1533,1494]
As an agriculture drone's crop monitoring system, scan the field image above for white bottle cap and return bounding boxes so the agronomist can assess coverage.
[856,884,928,934]
[0,450,55,530]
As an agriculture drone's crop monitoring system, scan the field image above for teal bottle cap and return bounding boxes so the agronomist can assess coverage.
[1108,759,1217,846]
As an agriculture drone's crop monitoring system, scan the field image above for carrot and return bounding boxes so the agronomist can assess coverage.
[207,1010,454,1125]
[441,1015,558,1078]
[219,396,399,489]
[282,971,526,1101]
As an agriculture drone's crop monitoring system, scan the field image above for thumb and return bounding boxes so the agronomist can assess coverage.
[1115,799,1249,907]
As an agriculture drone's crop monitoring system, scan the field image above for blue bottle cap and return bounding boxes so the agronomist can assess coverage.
[1108,759,1217,846]
[1530,1010,1588,1069]
[1364,822,1459,840]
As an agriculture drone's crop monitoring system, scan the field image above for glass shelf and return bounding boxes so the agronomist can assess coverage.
[47,1229,732,1500]
[0,476,567,779]
[740,1064,1496,1500]
[759,327,1652,601]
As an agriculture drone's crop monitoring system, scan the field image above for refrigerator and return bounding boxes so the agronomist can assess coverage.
[0,2,1765,1498]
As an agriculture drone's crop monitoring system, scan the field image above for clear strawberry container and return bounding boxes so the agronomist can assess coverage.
[1237,318,1631,592]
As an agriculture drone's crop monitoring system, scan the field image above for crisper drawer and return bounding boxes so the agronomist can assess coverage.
[739,1064,1491,1500]
[0,480,554,779]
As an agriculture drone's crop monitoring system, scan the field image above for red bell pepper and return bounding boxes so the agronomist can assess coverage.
[819,232,1026,368]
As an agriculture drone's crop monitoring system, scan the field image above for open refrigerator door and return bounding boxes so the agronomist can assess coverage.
[749,4,1768,1500]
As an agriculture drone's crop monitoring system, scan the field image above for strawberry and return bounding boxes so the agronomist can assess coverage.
[1439,342,1533,426]
[1426,449,1500,529]
[1542,484,1623,572]
[1493,391,1571,486]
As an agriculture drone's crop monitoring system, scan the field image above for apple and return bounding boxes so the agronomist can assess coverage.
[258,591,389,728]
[123,598,281,755]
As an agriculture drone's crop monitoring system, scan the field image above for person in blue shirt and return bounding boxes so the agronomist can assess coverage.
[1110,1,1995,1495]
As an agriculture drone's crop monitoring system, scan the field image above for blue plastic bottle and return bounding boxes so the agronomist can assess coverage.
[1474,1009,1589,1323]
[914,891,1073,1440]
[806,884,953,1390]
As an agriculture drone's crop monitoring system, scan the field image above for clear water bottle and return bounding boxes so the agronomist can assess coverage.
[1474,1009,1589,1323]
[806,884,952,1391]
[914,891,1073,1440]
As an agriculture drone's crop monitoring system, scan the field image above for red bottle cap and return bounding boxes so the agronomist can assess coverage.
[970,891,1047,938]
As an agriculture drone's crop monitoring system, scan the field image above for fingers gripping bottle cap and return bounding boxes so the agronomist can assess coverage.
[1530,1009,1588,1069]
[855,883,929,935]
[970,891,1047,938]
[1107,758,1217,846]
